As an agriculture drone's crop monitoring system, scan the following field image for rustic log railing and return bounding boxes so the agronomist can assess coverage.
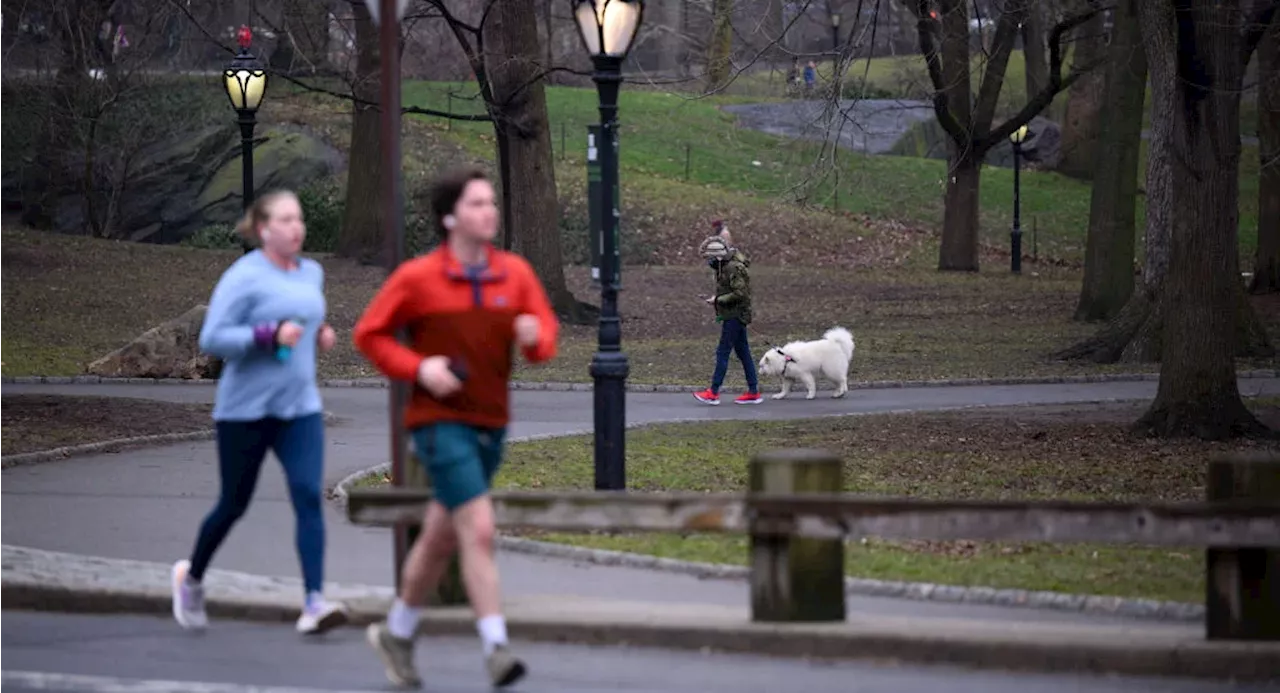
[345,449,1280,640]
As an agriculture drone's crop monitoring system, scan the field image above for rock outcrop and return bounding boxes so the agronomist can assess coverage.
[86,305,220,380]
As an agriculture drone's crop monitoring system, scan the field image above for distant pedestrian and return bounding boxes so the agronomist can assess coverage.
[803,60,817,95]
[693,221,762,406]
[171,190,347,636]
[355,166,559,689]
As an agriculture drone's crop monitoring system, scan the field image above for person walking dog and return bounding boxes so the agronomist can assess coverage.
[355,166,559,689]
[172,190,347,636]
[693,221,762,405]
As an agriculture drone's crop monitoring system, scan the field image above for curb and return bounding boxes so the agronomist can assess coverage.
[3,545,1273,681]
[5,369,1279,392]
[329,401,1205,624]
[1,412,342,469]
[1,431,215,469]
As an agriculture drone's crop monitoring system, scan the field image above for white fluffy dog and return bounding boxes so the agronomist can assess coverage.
[757,327,855,400]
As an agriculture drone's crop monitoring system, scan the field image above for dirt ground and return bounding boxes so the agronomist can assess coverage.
[1,395,213,456]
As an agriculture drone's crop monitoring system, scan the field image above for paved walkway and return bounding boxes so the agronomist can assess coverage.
[5,379,1278,625]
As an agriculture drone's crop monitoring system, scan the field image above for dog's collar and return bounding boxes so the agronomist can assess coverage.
[773,348,796,375]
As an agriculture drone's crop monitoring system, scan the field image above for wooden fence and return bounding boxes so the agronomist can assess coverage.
[346,449,1280,640]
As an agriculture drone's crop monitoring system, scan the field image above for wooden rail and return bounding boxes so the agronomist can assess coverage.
[346,487,1280,547]
[347,449,1280,640]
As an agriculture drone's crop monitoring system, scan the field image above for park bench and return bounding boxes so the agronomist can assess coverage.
[346,449,1280,641]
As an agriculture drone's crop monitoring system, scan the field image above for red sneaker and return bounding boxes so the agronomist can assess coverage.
[692,388,720,405]
[735,392,763,405]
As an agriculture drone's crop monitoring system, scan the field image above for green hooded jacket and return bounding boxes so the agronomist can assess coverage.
[712,250,752,324]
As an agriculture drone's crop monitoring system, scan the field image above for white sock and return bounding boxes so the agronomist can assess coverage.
[477,614,508,656]
[387,598,422,640]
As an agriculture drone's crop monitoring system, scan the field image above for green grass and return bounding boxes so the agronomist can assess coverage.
[400,70,1263,264]
[485,403,1280,603]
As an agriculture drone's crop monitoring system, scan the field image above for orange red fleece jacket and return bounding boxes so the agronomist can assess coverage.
[353,245,558,430]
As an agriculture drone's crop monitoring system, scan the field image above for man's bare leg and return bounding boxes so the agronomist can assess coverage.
[368,501,456,688]
[452,493,525,686]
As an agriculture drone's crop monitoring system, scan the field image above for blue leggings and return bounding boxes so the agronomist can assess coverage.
[189,413,326,594]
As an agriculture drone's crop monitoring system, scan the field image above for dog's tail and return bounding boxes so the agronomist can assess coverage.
[825,327,855,361]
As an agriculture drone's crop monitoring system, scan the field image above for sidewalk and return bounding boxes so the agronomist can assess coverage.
[5,379,1278,626]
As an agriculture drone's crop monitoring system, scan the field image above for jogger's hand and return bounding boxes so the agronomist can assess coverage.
[514,314,540,348]
[317,324,337,353]
[417,356,463,398]
[276,321,305,348]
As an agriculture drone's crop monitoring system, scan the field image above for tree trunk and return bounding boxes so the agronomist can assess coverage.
[1135,0,1268,439]
[1021,3,1049,101]
[336,2,384,264]
[1056,10,1108,179]
[1073,0,1146,321]
[706,0,734,89]
[483,0,594,324]
[1250,17,1280,294]
[938,151,982,271]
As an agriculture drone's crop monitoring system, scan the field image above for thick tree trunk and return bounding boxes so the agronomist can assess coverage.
[706,0,734,89]
[483,0,594,324]
[1021,3,1049,101]
[1250,18,1280,294]
[1056,11,1108,179]
[1073,0,1146,321]
[336,3,384,264]
[1135,0,1268,439]
[938,151,982,271]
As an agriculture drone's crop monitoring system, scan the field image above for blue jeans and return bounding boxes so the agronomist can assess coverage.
[711,318,758,393]
[189,413,326,594]
[412,423,507,511]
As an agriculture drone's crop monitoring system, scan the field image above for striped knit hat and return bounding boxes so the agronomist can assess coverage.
[699,234,730,259]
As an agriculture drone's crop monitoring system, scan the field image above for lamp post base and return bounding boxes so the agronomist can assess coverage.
[1011,227,1023,274]
[590,350,629,491]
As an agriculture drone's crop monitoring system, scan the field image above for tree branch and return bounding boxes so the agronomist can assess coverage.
[275,71,492,121]
[1242,0,1279,66]
[986,7,1104,148]
[971,1,1025,135]
[914,0,968,144]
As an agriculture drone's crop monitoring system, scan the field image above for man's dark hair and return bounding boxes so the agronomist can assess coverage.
[429,165,490,238]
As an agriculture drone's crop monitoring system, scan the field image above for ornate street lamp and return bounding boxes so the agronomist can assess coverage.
[223,26,268,253]
[830,12,841,54]
[1009,124,1035,274]
[572,0,644,491]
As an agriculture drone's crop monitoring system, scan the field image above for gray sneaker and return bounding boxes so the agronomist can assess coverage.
[366,622,421,688]
[487,645,527,688]
[170,560,207,630]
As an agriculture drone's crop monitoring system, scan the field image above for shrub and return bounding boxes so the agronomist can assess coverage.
[298,178,344,253]
[182,224,241,250]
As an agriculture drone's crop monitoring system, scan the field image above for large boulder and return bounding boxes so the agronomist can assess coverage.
[10,124,342,244]
[86,305,221,380]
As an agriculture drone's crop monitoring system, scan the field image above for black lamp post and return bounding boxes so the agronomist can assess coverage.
[223,26,268,254]
[1009,124,1033,274]
[573,0,643,491]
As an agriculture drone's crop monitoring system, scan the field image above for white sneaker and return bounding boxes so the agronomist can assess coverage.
[296,596,348,635]
[171,560,208,630]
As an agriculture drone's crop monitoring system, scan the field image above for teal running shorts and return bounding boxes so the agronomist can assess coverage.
[411,422,507,510]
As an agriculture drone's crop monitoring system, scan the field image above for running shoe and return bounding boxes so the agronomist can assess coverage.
[692,388,720,405]
[296,596,349,635]
[735,392,764,405]
[170,559,207,630]
[367,621,422,688]
[486,644,527,688]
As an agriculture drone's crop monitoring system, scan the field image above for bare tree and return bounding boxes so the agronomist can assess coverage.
[1251,13,1280,294]
[706,0,735,88]
[336,0,384,263]
[1131,0,1275,439]
[911,0,1099,271]
[1072,0,1146,321]
[1055,1,1106,179]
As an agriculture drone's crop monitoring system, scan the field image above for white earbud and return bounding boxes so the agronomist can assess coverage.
[443,214,457,229]
[259,228,272,243]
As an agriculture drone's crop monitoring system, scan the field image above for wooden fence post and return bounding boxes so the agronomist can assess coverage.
[1206,452,1280,640]
[748,448,846,622]
[402,438,468,606]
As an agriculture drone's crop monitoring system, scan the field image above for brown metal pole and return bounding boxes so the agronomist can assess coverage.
[377,0,411,590]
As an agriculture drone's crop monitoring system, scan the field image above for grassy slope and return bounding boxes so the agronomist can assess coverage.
[402,69,1262,265]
